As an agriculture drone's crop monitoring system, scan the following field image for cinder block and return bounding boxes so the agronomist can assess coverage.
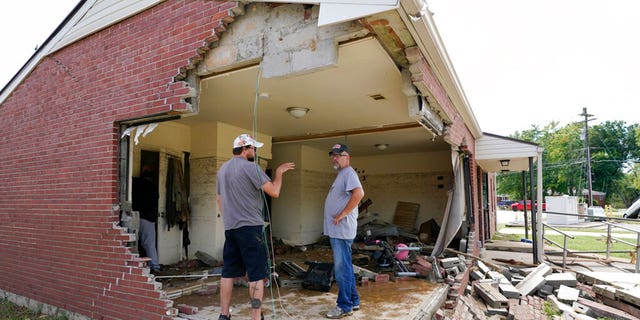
[446,267,459,277]
[557,285,580,303]
[441,257,460,268]
[545,272,577,288]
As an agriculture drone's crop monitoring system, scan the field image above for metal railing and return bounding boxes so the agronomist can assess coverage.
[541,219,640,272]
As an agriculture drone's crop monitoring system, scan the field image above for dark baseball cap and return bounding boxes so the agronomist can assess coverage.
[329,143,349,155]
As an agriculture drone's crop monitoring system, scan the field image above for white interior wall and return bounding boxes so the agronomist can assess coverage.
[356,150,452,229]
[270,143,453,245]
[271,144,334,245]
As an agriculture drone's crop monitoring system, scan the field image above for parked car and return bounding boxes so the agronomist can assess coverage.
[497,200,516,209]
[623,197,640,219]
[511,200,546,212]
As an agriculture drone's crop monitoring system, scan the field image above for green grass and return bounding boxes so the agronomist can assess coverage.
[494,227,636,260]
[0,299,67,320]
[543,301,561,317]
[543,234,635,260]
[553,227,635,234]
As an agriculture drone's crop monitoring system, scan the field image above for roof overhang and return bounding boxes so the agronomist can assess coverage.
[475,133,543,172]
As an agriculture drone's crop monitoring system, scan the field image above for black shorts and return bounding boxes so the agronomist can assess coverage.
[222,225,269,282]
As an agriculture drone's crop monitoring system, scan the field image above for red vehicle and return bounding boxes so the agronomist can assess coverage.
[511,200,546,212]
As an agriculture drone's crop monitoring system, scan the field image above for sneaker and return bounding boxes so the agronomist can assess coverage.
[326,306,352,319]
[352,304,360,311]
[218,314,231,320]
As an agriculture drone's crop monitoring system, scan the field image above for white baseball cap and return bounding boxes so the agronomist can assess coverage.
[233,134,264,148]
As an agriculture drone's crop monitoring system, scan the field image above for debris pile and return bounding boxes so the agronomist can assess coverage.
[435,259,640,320]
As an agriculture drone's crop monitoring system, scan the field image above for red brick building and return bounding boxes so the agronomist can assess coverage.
[0,1,537,318]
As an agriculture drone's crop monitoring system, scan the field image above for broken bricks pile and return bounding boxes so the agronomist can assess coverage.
[435,259,640,320]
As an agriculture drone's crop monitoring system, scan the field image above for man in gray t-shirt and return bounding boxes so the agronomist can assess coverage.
[216,134,294,320]
[324,143,364,319]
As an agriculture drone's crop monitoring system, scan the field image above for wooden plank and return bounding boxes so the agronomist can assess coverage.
[393,201,420,231]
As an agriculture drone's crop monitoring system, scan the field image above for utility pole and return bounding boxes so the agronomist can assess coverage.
[579,107,594,207]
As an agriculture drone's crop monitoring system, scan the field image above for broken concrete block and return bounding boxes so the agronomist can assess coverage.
[576,297,640,320]
[547,295,573,313]
[592,284,617,300]
[474,281,509,309]
[557,285,580,303]
[445,267,459,277]
[477,260,491,274]
[487,271,506,281]
[515,263,552,296]
[470,269,485,281]
[441,257,460,268]
[537,284,554,298]
[486,306,508,316]
[545,272,578,288]
[572,301,591,315]
[498,282,521,299]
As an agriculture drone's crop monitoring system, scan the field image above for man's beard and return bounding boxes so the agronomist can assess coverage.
[248,156,255,162]
[333,163,339,170]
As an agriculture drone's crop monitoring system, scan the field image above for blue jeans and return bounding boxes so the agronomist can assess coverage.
[330,238,360,312]
[139,218,160,270]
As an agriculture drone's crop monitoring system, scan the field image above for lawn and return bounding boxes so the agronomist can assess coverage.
[0,299,67,320]
[493,228,637,260]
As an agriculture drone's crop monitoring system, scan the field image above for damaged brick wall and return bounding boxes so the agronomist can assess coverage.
[405,45,482,255]
[0,1,240,319]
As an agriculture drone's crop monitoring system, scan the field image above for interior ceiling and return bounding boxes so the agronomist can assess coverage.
[178,37,450,156]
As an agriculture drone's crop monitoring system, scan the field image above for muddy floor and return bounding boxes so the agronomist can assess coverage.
[164,245,446,319]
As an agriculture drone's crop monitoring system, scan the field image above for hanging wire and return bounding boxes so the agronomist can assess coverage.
[249,62,297,319]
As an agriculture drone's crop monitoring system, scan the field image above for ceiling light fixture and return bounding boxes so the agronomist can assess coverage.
[499,159,510,167]
[286,107,309,119]
[375,143,389,151]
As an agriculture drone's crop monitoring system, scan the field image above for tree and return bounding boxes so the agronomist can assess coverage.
[495,120,640,207]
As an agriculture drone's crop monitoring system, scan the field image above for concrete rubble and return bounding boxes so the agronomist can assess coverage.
[432,256,640,320]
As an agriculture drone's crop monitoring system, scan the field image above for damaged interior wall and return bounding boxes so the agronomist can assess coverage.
[132,121,276,263]
[132,120,456,262]
[271,144,453,246]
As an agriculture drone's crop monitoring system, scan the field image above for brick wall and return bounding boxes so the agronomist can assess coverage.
[405,46,482,256]
[0,1,239,318]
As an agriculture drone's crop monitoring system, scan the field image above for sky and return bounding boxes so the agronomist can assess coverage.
[428,0,640,135]
[1,0,638,136]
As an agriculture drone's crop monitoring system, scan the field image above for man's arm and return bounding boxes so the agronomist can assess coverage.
[261,162,295,198]
[333,187,364,225]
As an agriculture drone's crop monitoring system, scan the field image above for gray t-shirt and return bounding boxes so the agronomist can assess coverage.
[217,157,270,230]
[323,166,362,239]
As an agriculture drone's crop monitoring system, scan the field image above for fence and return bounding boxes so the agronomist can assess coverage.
[541,213,640,272]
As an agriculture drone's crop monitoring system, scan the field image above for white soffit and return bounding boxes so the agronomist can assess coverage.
[251,0,399,26]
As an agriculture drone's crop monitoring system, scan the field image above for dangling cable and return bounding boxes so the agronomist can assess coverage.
[249,62,298,319]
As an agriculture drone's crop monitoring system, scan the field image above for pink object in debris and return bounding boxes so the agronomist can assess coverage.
[395,243,409,260]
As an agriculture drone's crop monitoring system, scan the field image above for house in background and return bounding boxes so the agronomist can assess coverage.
[0,1,542,319]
